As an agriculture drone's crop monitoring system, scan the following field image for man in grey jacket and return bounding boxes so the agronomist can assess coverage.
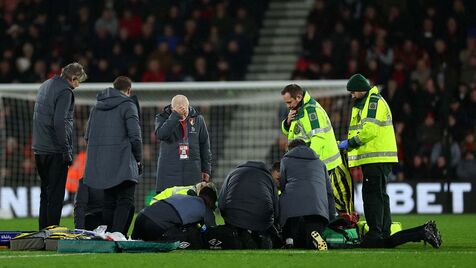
[280,139,336,250]
[219,161,280,248]
[84,76,142,235]
[155,95,211,193]
[32,62,87,230]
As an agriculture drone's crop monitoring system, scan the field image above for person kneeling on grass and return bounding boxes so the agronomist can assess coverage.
[131,186,217,242]
[218,160,280,249]
[279,139,336,250]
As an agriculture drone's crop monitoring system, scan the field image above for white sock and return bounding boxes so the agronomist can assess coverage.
[285,238,294,246]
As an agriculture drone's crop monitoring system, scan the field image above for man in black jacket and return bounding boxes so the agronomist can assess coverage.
[279,139,336,250]
[32,62,87,230]
[155,95,211,193]
[218,161,280,248]
[84,76,142,235]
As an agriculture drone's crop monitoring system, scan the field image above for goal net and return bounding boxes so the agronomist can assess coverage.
[0,80,351,217]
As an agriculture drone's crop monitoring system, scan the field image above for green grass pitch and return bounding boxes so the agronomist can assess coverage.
[1,214,475,267]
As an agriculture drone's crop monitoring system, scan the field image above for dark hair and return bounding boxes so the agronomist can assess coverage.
[61,62,87,82]
[113,76,132,92]
[199,186,217,210]
[271,161,280,172]
[288,139,306,150]
[281,84,304,98]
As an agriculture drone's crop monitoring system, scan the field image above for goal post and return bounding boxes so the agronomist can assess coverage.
[0,80,351,217]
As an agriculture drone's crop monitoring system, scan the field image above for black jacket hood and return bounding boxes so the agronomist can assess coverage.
[236,161,271,174]
[96,88,133,111]
[284,145,319,160]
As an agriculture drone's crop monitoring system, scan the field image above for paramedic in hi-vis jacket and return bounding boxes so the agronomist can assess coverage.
[281,84,353,214]
[338,74,398,247]
[339,74,442,249]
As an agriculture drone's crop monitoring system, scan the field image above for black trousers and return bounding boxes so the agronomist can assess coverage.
[85,212,103,231]
[103,181,136,235]
[361,224,427,248]
[35,154,68,230]
[361,163,393,243]
[225,223,277,249]
[385,224,427,248]
[131,213,166,241]
[283,215,327,248]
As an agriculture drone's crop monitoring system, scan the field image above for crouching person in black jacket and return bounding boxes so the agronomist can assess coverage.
[131,186,217,247]
[218,161,281,249]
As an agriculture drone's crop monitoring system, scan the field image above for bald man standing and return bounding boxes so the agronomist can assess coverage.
[154,95,212,193]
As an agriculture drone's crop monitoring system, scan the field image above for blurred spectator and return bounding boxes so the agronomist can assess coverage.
[225,40,246,80]
[141,59,165,82]
[459,36,476,66]
[456,152,476,179]
[430,140,461,177]
[464,89,476,127]
[192,56,213,81]
[460,53,476,85]
[149,42,174,72]
[429,156,447,180]
[416,112,441,155]
[461,132,475,156]
[394,39,420,71]
[0,59,14,83]
[0,1,264,84]
[166,62,186,82]
[66,143,87,198]
[119,10,142,39]
[410,59,432,87]
[89,58,114,82]
[157,24,179,53]
[406,154,429,180]
[448,98,468,142]
[95,8,118,37]
[235,7,257,41]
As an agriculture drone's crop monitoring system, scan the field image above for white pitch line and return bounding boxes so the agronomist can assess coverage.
[0,250,475,258]
[0,253,91,259]
[180,250,476,255]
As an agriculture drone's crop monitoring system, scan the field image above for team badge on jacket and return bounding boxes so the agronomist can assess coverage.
[189,118,195,125]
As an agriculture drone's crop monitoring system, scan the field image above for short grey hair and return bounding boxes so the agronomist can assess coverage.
[171,95,189,109]
[61,62,87,82]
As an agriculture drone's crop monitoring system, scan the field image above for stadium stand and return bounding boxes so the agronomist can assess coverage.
[0,0,476,204]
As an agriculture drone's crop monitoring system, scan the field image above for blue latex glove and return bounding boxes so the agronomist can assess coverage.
[338,140,349,150]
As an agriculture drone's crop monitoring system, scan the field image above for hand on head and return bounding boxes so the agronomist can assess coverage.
[171,95,189,119]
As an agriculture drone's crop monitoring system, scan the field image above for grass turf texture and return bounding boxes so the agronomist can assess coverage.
[1,214,475,267]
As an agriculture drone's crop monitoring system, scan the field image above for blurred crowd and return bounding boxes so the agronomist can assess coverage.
[0,0,268,83]
[1,0,476,183]
[293,0,476,181]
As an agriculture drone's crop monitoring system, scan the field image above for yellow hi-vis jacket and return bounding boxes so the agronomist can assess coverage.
[149,185,196,205]
[282,91,342,171]
[347,86,398,167]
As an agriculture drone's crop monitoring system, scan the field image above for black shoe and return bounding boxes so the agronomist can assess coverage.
[259,235,273,249]
[423,220,441,248]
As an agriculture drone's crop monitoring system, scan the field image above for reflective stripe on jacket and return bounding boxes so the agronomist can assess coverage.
[149,185,196,205]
